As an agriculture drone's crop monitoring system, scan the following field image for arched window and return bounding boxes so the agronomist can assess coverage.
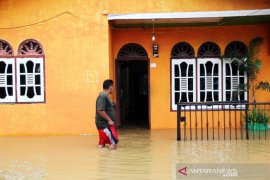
[0,40,13,56]
[171,42,195,58]
[198,42,221,58]
[171,42,196,110]
[18,39,44,55]
[117,43,148,60]
[0,40,15,103]
[197,42,222,107]
[224,41,247,58]
[16,39,45,103]
[223,41,248,104]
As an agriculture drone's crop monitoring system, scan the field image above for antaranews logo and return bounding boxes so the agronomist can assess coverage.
[177,165,238,177]
[178,166,188,176]
[176,163,270,179]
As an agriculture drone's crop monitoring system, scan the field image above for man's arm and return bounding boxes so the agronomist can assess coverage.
[97,110,114,125]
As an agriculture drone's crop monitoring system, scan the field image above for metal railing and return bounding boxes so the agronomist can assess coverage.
[177,101,270,141]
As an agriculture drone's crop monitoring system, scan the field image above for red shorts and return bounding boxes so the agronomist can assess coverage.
[98,125,119,145]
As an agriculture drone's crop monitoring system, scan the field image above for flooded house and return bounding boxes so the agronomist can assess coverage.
[0,0,270,136]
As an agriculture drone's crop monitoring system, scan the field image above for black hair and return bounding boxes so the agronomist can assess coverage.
[103,79,113,89]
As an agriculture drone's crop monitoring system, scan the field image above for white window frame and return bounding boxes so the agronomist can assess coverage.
[171,59,196,110]
[223,58,247,109]
[197,58,222,109]
[16,57,45,103]
[0,58,16,103]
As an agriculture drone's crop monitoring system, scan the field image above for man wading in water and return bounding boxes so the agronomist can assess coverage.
[95,79,119,150]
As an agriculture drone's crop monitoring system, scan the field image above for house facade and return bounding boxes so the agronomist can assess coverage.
[0,0,270,135]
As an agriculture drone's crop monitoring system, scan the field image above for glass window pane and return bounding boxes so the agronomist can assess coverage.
[20,64,25,73]
[26,61,34,73]
[7,64,12,73]
[20,87,26,95]
[200,64,205,76]
[240,91,245,101]
[7,75,13,85]
[7,87,13,96]
[188,78,193,90]
[27,86,35,98]
[200,92,205,102]
[214,91,219,101]
[239,77,244,85]
[180,62,187,76]
[35,64,41,73]
[0,61,6,73]
[175,78,179,91]
[232,91,238,101]
[174,65,179,77]
[175,92,180,104]
[213,64,218,76]
[20,75,26,85]
[213,78,218,90]
[35,75,41,85]
[188,65,193,77]
[181,92,187,102]
[188,92,193,102]
[239,65,245,75]
[200,78,205,90]
[205,61,213,76]
[206,91,212,101]
[232,62,238,76]
[35,86,41,95]
[226,77,231,90]
[226,91,231,101]
[226,64,231,76]
[0,87,7,99]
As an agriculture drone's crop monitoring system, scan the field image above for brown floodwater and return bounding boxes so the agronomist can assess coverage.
[0,128,269,180]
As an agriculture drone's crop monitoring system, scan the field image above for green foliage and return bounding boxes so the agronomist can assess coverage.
[224,37,269,102]
[231,83,248,93]
[246,37,263,80]
[244,109,269,124]
[256,81,270,92]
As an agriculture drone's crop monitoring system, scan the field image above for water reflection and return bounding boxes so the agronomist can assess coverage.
[0,129,269,179]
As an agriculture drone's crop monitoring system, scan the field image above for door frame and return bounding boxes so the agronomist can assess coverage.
[115,59,151,129]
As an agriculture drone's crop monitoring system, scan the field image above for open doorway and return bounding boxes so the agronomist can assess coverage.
[116,60,149,129]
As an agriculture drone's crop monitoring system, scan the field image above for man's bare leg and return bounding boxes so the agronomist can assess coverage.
[109,144,117,150]
[98,144,105,148]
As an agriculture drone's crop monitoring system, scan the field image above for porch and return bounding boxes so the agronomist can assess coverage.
[109,9,270,130]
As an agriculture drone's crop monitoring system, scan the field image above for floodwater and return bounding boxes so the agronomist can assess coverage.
[0,128,269,180]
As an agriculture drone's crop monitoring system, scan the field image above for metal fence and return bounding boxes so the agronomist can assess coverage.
[176,101,270,141]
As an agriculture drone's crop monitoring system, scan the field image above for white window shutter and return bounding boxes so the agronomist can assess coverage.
[0,58,16,103]
[223,58,247,109]
[197,58,222,109]
[16,57,45,103]
[171,59,196,110]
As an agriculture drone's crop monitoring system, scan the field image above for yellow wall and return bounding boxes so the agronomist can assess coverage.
[0,0,270,135]
[0,0,110,135]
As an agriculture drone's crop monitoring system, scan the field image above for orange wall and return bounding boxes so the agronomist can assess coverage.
[107,0,270,13]
[112,24,270,129]
[0,0,269,135]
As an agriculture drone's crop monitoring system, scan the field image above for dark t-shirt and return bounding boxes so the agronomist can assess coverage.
[95,92,116,130]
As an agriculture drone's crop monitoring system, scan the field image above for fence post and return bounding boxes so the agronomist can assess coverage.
[245,103,249,140]
[177,103,181,141]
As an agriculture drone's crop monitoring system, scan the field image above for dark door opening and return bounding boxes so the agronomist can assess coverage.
[117,60,149,129]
